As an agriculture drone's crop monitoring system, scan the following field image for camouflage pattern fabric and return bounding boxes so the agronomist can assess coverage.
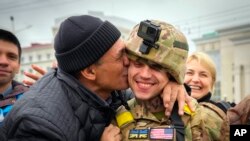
[126,20,188,84]
[115,98,230,141]
[199,102,230,141]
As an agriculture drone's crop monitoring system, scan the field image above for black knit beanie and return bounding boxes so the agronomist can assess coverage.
[54,15,121,73]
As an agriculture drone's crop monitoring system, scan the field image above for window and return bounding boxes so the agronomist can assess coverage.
[29,56,33,62]
[212,81,221,101]
[47,53,51,60]
[37,54,42,61]
[240,65,245,98]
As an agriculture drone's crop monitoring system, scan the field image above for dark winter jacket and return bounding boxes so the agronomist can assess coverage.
[197,92,235,113]
[0,69,124,141]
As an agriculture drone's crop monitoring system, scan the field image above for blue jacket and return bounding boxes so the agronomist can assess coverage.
[0,81,28,125]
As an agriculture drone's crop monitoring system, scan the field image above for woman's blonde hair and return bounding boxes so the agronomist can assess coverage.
[186,52,216,91]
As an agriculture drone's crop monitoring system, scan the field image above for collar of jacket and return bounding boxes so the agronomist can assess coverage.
[129,98,169,123]
[56,68,113,107]
[197,92,212,103]
[0,81,28,107]
[0,80,22,97]
[55,68,116,125]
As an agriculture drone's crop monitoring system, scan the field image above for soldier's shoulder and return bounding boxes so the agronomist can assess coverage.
[199,102,228,120]
[127,98,136,107]
[116,98,136,115]
[187,101,230,140]
[115,98,136,128]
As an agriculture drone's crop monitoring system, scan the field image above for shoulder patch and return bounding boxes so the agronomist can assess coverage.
[116,110,134,127]
[149,127,174,140]
[129,129,149,139]
[184,99,197,116]
[184,104,195,116]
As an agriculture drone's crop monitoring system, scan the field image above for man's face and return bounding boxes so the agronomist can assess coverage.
[94,38,129,92]
[0,40,20,86]
[184,59,213,100]
[128,59,169,100]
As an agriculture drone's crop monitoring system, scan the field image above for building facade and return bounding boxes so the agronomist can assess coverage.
[16,43,55,82]
[193,24,250,103]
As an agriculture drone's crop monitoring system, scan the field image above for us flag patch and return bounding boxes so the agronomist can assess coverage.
[149,127,174,140]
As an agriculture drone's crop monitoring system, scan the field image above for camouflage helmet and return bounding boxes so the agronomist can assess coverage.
[126,20,189,84]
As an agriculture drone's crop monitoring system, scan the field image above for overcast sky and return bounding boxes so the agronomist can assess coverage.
[1,0,250,52]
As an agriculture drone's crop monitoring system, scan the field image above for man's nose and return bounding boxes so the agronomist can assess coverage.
[0,55,9,66]
[140,65,152,78]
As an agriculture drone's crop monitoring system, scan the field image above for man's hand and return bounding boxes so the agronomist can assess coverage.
[100,124,122,141]
[161,81,194,116]
[22,64,47,86]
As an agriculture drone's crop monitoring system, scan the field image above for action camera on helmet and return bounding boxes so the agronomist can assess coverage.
[137,20,161,54]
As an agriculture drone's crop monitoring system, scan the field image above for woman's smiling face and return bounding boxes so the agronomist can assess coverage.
[184,59,213,100]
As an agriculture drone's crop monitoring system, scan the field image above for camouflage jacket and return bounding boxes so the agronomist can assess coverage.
[115,98,229,141]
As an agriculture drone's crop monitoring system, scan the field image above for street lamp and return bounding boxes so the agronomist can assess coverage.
[10,16,15,33]
[10,16,32,34]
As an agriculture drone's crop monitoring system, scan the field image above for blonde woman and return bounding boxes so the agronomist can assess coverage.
[185,52,250,124]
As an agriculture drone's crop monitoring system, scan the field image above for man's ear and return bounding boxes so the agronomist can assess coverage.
[81,65,96,80]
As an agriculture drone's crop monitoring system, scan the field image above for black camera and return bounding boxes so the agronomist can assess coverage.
[137,20,161,54]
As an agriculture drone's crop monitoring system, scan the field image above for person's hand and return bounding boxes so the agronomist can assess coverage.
[161,81,194,116]
[22,64,47,86]
[100,124,122,141]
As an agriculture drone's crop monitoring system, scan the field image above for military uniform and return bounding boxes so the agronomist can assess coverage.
[117,20,230,141]
[116,98,229,141]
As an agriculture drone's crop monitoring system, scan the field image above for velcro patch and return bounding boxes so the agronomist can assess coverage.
[128,129,149,139]
[149,127,174,140]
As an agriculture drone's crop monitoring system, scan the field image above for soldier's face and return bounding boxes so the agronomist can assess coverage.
[184,59,213,100]
[0,40,20,88]
[128,59,169,101]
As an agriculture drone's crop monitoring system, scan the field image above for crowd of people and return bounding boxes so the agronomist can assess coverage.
[0,14,249,141]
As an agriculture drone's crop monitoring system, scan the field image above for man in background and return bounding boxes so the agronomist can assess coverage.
[0,29,29,125]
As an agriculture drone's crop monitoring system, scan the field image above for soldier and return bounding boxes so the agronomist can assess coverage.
[115,20,229,141]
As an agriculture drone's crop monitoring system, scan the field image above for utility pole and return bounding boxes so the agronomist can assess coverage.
[10,16,15,33]
[10,16,32,34]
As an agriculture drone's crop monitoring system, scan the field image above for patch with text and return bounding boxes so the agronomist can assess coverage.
[230,125,250,140]
[128,129,149,139]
